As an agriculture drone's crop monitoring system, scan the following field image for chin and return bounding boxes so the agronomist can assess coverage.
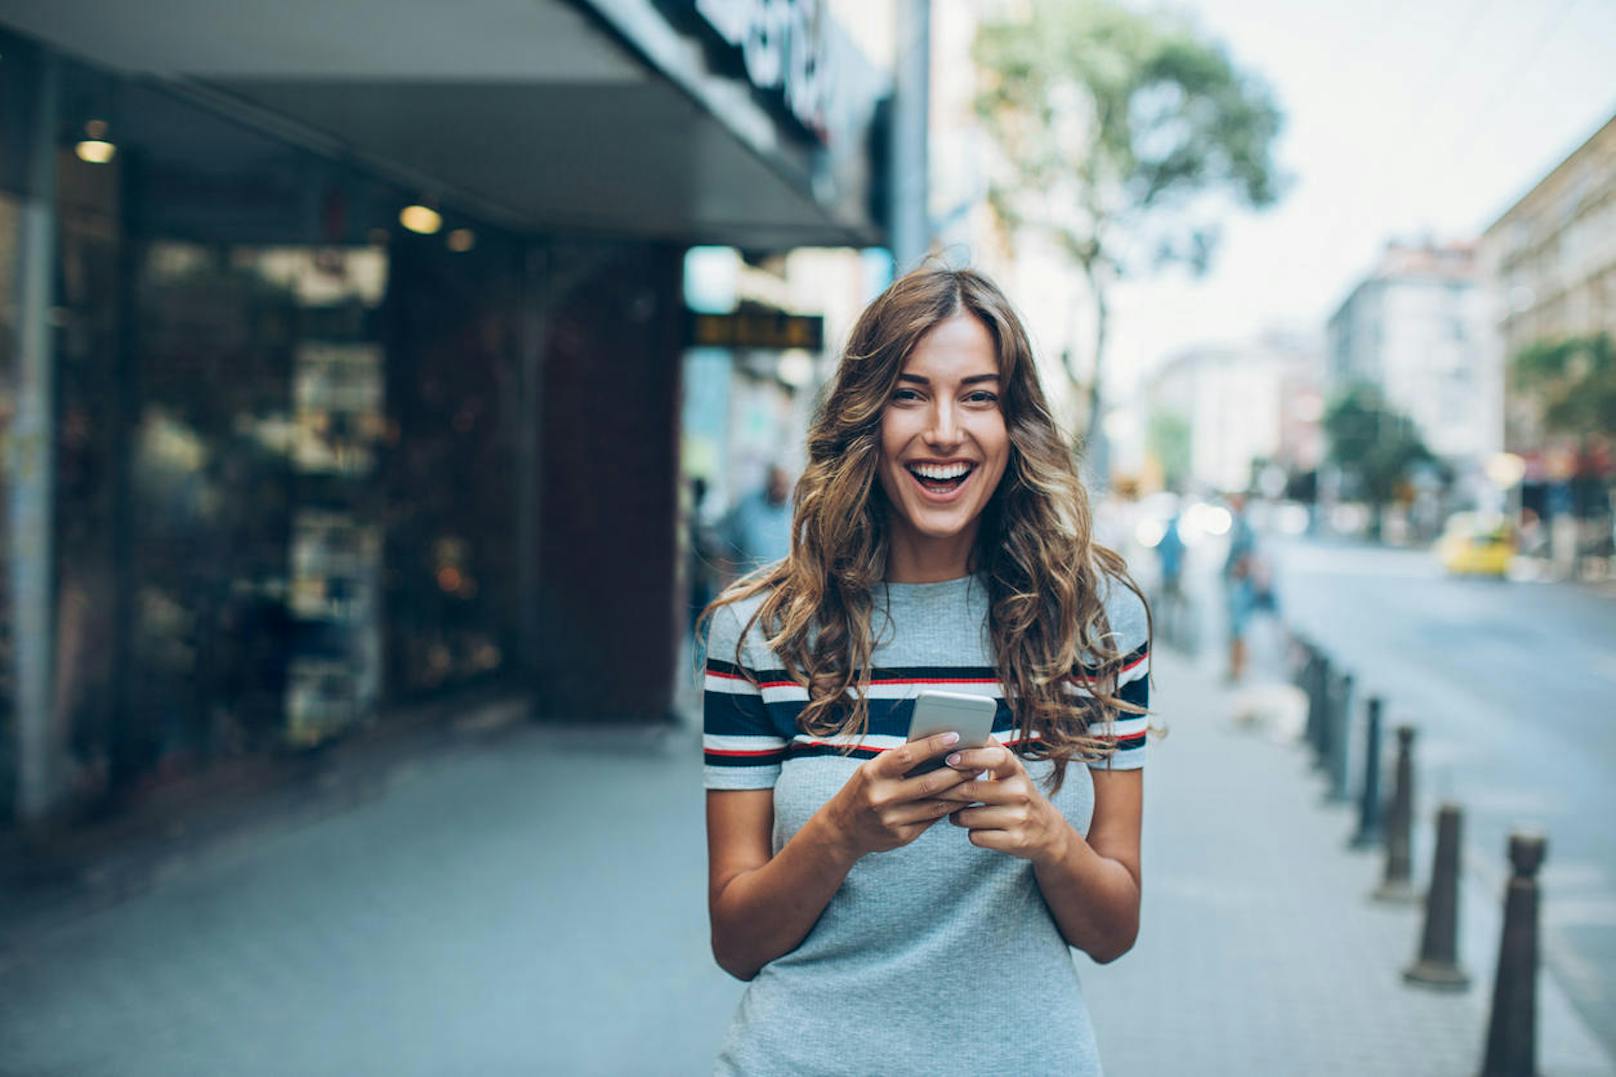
[914,518,972,538]
[903,506,981,539]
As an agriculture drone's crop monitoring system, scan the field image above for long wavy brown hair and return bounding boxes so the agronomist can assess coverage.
[702,266,1149,795]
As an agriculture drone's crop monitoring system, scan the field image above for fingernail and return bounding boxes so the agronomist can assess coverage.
[946,753,961,766]
[942,732,959,746]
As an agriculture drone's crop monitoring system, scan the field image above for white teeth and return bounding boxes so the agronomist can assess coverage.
[909,462,973,480]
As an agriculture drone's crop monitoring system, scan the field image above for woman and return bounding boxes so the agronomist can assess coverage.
[700,266,1150,1076]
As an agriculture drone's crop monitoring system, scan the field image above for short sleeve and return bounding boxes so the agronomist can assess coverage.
[1087,579,1150,772]
[1087,643,1148,772]
[703,603,788,790]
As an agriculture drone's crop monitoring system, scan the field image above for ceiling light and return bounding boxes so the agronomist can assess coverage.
[399,203,442,235]
[446,228,476,253]
[75,119,115,164]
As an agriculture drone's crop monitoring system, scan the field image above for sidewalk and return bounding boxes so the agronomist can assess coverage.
[1085,647,1615,1077]
[0,650,1610,1075]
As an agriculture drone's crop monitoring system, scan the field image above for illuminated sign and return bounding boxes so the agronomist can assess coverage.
[686,308,824,351]
[695,0,828,138]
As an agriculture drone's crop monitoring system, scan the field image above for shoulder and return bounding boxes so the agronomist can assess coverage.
[1097,571,1150,656]
[704,590,780,671]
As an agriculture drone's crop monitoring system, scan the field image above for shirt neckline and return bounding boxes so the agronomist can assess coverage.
[876,573,982,603]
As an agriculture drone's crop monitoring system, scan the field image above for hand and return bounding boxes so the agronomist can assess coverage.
[823,732,977,859]
[935,744,1074,866]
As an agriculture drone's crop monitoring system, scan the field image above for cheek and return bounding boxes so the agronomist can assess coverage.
[879,416,915,472]
[980,420,1011,475]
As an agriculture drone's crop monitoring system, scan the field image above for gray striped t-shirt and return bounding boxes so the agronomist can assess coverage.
[703,572,1149,1076]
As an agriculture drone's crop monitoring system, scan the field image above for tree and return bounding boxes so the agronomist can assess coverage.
[973,0,1285,476]
[1512,333,1616,523]
[1511,333,1616,445]
[1146,408,1190,491]
[1323,384,1434,538]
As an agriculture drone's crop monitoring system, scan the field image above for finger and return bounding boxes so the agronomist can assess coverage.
[883,732,963,777]
[887,797,960,827]
[949,805,1022,829]
[944,744,1019,778]
[934,778,999,805]
[894,760,975,802]
[964,828,1013,852]
[983,744,1025,779]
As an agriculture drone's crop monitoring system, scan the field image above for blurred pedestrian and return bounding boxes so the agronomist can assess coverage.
[1154,509,1187,649]
[699,267,1150,1075]
[686,476,719,638]
[718,463,794,580]
[1221,493,1278,682]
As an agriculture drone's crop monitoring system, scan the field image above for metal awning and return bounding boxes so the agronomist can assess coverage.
[0,0,886,248]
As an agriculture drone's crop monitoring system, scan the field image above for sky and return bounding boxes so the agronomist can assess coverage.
[1103,0,1616,396]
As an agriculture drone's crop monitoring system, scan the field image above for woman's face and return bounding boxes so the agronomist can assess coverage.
[877,312,1011,545]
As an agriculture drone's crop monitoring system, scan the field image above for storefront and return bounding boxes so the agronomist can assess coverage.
[0,0,901,825]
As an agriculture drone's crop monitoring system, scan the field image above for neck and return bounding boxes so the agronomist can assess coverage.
[884,516,980,583]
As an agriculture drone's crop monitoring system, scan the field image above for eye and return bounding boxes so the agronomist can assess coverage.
[891,388,923,403]
[966,390,999,404]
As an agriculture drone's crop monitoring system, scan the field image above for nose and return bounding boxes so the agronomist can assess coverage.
[924,397,963,449]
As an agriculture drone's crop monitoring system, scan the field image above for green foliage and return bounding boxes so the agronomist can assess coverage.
[1510,333,1616,441]
[1147,409,1191,490]
[972,0,1284,278]
[972,0,1284,455]
[1323,384,1432,507]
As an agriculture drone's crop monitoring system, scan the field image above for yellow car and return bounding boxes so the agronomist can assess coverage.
[1437,514,1516,576]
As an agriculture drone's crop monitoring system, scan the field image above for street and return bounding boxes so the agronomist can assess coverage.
[1270,537,1616,1059]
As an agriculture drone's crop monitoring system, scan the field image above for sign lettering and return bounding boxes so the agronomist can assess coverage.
[686,309,825,351]
[695,0,829,138]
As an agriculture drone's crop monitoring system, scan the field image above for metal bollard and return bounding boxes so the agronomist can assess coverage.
[1300,643,1322,750]
[1374,725,1420,903]
[1305,650,1331,760]
[1349,696,1385,848]
[1311,655,1334,770]
[1324,671,1354,803]
[1404,802,1470,990]
[1480,832,1548,1077]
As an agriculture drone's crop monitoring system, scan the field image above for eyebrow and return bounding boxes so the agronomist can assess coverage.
[897,373,1000,386]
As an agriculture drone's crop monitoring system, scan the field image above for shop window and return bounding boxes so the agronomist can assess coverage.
[381,236,521,700]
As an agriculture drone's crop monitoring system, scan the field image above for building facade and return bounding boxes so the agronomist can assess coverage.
[1147,331,1322,495]
[0,0,903,825]
[1326,240,1501,466]
[1479,111,1616,521]
[1481,113,1616,375]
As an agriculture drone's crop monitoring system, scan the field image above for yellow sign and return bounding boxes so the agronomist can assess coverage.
[687,309,824,351]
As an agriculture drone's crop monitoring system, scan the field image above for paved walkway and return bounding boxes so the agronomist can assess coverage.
[1083,649,1612,1077]
[0,649,1610,1075]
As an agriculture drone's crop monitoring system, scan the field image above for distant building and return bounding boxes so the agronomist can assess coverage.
[1148,331,1323,493]
[1479,111,1616,455]
[1326,240,1501,465]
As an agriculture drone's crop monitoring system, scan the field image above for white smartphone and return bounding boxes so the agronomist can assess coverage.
[903,689,999,777]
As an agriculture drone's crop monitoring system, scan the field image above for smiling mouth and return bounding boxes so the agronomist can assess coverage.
[905,462,977,496]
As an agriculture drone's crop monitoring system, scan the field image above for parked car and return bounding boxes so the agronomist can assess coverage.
[1436,513,1515,576]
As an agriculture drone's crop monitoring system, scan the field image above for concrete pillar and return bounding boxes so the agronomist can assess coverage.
[533,242,682,723]
[8,51,60,823]
[516,244,549,690]
[889,0,931,271]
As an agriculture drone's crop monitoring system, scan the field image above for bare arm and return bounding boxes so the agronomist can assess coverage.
[705,790,859,981]
[1031,768,1143,963]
